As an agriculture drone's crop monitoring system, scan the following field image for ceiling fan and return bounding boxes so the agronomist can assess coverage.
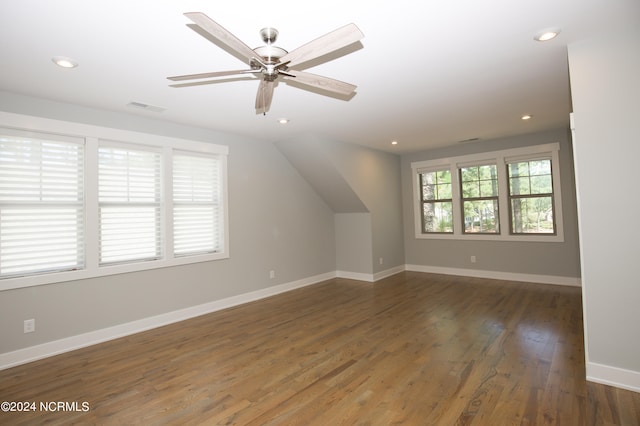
[167,12,364,114]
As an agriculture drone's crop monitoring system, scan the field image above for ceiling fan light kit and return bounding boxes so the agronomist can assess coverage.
[168,12,363,115]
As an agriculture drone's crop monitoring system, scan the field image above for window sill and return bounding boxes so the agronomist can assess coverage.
[414,233,564,243]
[0,252,229,292]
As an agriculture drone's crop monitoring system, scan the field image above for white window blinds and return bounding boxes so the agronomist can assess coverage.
[0,131,84,278]
[98,144,162,265]
[172,153,221,256]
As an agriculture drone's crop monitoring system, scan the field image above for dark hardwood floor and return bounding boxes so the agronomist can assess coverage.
[1,272,639,425]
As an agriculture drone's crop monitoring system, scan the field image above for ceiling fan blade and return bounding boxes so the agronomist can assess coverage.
[184,12,256,64]
[169,76,256,88]
[255,80,275,114]
[280,23,364,69]
[283,70,356,95]
[168,69,258,81]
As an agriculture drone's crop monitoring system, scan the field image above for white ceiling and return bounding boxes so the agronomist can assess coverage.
[1,0,638,153]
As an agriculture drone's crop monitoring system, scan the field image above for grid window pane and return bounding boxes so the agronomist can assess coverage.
[460,164,499,234]
[420,170,453,233]
[462,180,479,198]
[420,170,451,200]
[531,175,552,194]
[508,159,555,234]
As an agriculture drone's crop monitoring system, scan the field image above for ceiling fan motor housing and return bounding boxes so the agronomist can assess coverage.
[253,44,288,64]
[253,28,289,81]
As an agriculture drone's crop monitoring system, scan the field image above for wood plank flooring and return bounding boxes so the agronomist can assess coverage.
[1,272,639,425]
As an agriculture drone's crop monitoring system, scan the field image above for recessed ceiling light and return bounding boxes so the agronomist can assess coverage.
[278,118,289,124]
[391,140,398,145]
[521,114,533,120]
[52,56,78,68]
[534,28,561,42]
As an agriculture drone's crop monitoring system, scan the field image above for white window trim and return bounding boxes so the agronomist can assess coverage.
[411,142,564,242]
[0,111,229,291]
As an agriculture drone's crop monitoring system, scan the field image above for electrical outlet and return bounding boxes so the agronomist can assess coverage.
[379,257,383,265]
[24,319,35,333]
[470,255,477,264]
[269,270,275,279]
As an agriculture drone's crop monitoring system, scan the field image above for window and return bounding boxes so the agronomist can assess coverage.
[460,164,499,233]
[411,143,563,242]
[419,169,453,233]
[0,113,229,291]
[98,144,162,265]
[508,159,555,234]
[172,152,222,256]
[0,130,84,278]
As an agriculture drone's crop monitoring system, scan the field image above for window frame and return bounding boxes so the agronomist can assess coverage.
[418,168,454,234]
[411,143,564,242]
[0,111,229,291]
[459,163,500,234]
[506,157,557,235]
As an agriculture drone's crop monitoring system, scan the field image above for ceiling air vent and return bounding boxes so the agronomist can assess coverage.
[126,101,166,113]
[457,137,480,144]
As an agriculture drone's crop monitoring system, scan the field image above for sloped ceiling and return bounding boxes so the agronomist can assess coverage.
[276,135,368,213]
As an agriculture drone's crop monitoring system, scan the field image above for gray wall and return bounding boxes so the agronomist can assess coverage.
[401,128,581,279]
[277,135,405,276]
[335,213,373,274]
[321,139,405,274]
[0,92,337,354]
[568,25,640,375]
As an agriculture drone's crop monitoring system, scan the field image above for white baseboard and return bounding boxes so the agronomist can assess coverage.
[337,265,405,283]
[405,264,581,287]
[0,271,336,371]
[373,265,406,281]
[336,270,374,282]
[587,361,640,393]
